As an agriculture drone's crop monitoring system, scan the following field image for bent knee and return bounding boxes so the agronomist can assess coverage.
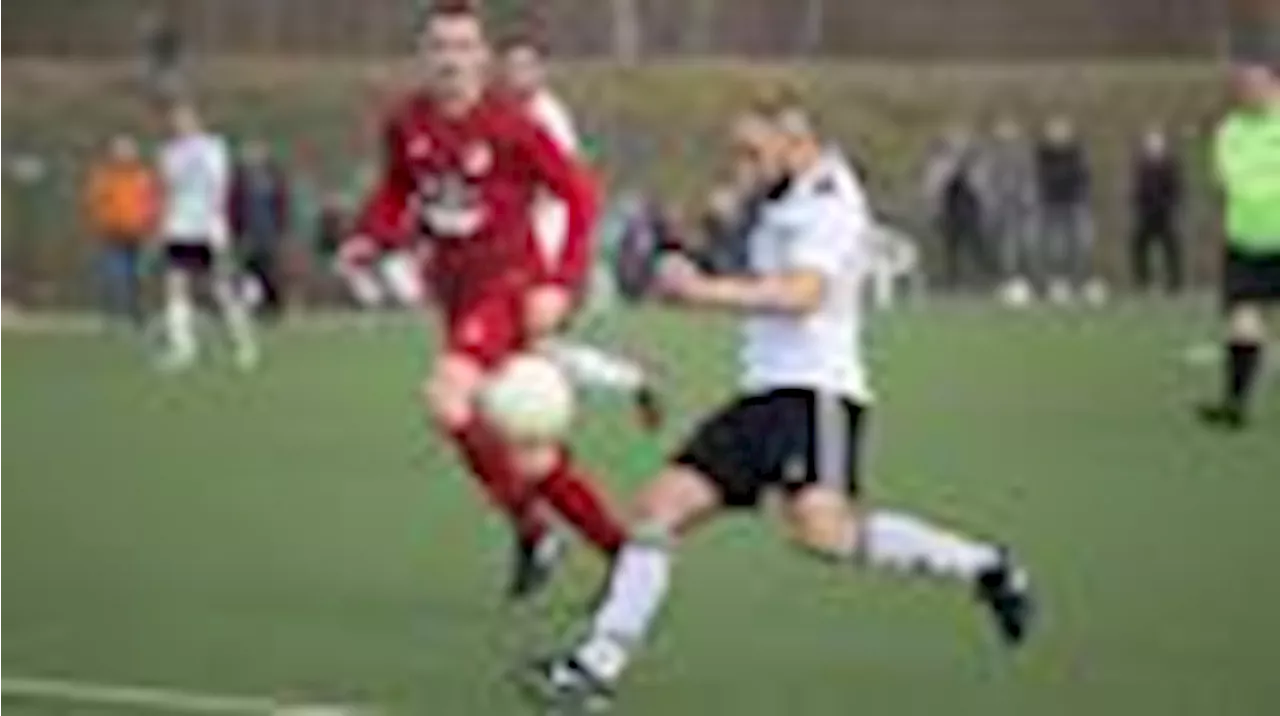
[423,355,485,431]
[785,488,857,557]
[631,466,720,537]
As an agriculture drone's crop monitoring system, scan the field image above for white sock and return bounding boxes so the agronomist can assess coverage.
[578,535,671,682]
[859,510,1000,581]
[543,340,646,394]
[213,277,258,363]
[164,294,197,361]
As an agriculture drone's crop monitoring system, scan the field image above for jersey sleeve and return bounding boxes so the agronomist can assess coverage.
[352,117,415,249]
[532,94,580,155]
[511,117,600,289]
[788,183,870,278]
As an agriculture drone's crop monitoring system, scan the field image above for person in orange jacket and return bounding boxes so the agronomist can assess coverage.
[85,133,160,326]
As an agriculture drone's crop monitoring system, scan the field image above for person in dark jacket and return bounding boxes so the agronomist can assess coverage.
[924,128,992,290]
[1129,128,1184,293]
[229,139,291,318]
[1035,116,1096,303]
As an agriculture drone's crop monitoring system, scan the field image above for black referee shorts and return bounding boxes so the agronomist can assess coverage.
[1224,247,1280,308]
[673,388,866,509]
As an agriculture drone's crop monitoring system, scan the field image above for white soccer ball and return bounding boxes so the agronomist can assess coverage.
[479,353,575,442]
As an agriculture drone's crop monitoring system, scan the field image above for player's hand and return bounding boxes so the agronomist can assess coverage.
[524,284,573,338]
[652,251,704,303]
[337,235,379,271]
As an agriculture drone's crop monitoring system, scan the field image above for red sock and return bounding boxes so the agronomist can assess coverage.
[536,450,626,554]
[450,418,548,543]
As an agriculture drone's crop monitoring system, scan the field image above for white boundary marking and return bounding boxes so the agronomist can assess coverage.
[2,675,369,715]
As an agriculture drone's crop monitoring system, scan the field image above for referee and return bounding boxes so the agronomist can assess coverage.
[1199,57,1280,430]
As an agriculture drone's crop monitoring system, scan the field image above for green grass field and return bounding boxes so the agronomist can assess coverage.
[4,301,1279,715]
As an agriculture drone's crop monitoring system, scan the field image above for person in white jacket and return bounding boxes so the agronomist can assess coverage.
[498,35,661,428]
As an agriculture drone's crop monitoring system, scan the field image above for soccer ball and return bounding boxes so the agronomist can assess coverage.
[479,353,575,442]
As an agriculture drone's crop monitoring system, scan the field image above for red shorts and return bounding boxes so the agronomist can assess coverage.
[440,290,529,368]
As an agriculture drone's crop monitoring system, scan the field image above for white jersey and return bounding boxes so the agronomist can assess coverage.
[159,132,231,247]
[526,90,580,263]
[740,149,873,403]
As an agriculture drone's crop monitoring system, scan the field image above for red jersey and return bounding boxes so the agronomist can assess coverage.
[354,91,599,306]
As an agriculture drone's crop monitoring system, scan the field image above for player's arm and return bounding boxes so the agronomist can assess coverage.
[343,117,416,264]
[656,252,826,315]
[656,199,861,316]
[513,119,600,290]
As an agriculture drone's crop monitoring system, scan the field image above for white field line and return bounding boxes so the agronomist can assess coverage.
[2,675,370,715]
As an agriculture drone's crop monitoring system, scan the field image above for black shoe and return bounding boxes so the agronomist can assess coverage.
[1196,403,1246,431]
[975,551,1034,647]
[634,384,664,432]
[509,532,565,602]
[516,655,614,713]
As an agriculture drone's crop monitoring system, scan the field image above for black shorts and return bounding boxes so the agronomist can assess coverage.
[673,388,866,509]
[164,241,216,273]
[1223,247,1280,307]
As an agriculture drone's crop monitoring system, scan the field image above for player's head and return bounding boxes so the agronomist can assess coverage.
[748,88,823,176]
[167,101,202,137]
[107,133,140,162]
[497,32,547,99]
[418,1,490,104]
[1229,60,1280,110]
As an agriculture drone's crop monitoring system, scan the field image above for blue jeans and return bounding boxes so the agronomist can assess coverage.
[98,243,143,326]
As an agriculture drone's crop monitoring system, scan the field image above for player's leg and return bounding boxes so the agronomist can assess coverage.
[209,248,259,369]
[424,350,555,591]
[539,338,662,429]
[159,255,198,370]
[779,393,1032,645]
[1199,249,1276,429]
[521,464,723,709]
[523,395,767,707]
[1200,302,1267,429]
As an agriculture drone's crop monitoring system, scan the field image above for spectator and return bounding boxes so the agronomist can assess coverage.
[229,139,291,318]
[923,127,992,290]
[1035,116,1097,304]
[984,117,1039,304]
[83,133,160,327]
[1129,127,1184,293]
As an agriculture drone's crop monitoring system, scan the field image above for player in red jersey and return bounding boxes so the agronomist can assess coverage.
[496,33,663,430]
[341,3,625,599]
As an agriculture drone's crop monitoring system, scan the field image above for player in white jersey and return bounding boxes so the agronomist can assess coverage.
[156,103,258,370]
[497,36,662,428]
[523,96,1033,710]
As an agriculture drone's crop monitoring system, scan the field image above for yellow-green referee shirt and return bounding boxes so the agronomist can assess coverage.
[1214,101,1280,255]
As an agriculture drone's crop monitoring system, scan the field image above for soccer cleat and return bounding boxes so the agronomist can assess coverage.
[975,551,1034,647]
[633,384,664,432]
[509,531,566,601]
[1196,403,1246,431]
[516,655,614,713]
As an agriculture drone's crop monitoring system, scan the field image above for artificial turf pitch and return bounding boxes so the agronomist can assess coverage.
[4,301,1278,715]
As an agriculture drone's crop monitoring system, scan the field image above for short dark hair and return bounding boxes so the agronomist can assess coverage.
[497,29,546,56]
[421,0,481,25]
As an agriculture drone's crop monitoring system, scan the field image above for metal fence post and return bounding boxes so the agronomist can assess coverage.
[612,0,642,64]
